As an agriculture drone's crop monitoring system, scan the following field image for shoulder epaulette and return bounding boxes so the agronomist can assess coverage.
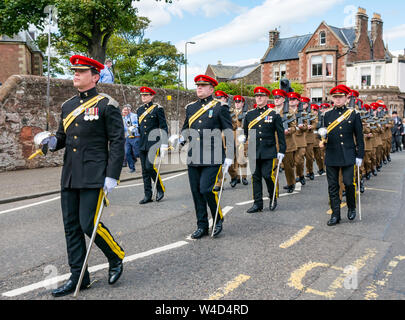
[61,95,76,107]
[98,93,119,108]
[185,100,198,110]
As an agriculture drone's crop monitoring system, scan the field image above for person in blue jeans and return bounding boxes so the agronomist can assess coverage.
[122,105,140,173]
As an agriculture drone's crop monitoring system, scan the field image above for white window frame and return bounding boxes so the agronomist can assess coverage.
[319,31,326,46]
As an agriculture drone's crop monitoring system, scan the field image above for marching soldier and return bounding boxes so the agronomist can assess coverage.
[229,95,249,186]
[39,55,126,297]
[361,104,373,183]
[136,86,169,204]
[288,92,308,186]
[301,97,316,180]
[320,85,364,226]
[213,90,232,191]
[312,104,326,175]
[243,87,286,213]
[179,75,233,238]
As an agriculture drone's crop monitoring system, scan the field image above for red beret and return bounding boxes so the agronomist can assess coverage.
[268,103,275,109]
[215,90,228,98]
[364,104,370,111]
[349,90,359,97]
[330,84,351,96]
[70,55,104,73]
[254,86,271,96]
[300,96,310,103]
[321,103,331,108]
[194,74,218,87]
[287,92,301,100]
[370,102,379,110]
[140,86,156,95]
[233,95,245,102]
[271,89,287,97]
[311,104,319,110]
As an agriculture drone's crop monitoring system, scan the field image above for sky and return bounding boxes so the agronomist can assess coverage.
[133,0,405,89]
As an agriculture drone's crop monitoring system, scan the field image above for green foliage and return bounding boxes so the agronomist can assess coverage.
[215,80,304,98]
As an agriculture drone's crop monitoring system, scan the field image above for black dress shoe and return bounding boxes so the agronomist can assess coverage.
[327,216,341,226]
[347,208,356,221]
[139,196,153,204]
[108,259,123,285]
[372,169,377,176]
[212,220,223,237]
[287,185,295,193]
[191,228,208,239]
[213,186,221,192]
[360,180,365,193]
[387,156,391,162]
[366,172,371,180]
[269,198,277,211]
[242,178,248,185]
[299,176,306,185]
[51,278,90,297]
[318,169,325,175]
[247,204,263,213]
[309,173,315,180]
[156,190,164,202]
[230,178,238,188]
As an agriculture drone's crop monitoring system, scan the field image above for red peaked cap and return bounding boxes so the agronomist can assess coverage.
[70,55,104,73]
[233,95,245,102]
[349,89,359,97]
[300,96,310,103]
[370,102,380,110]
[254,86,271,96]
[321,103,331,108]
[194,74,218,87]
[330,84,351,96]
[287,92,301,100]
[268,103,275,109]
[311,104,319,110]
[215,90,228,98]
[272,89,287,97]
[140,86,156,95]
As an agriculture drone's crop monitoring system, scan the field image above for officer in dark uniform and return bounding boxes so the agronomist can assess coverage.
[136,86,168,204]
[242,86,286,213]
[180,75,234,239]
[321,84,364,226]
[39,55,125,297]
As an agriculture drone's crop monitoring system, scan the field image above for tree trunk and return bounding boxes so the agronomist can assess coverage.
[87,30,106,63]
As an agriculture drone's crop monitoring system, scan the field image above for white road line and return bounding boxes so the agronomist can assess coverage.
[235,192,299,206]
[0,172,187,215]
[0,196,61,216]
[2,240,188,298]
[185,206,233,241]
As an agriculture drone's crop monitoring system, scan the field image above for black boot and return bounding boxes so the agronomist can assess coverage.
[360,180,365,193]
[230,178,238,188]
[212,219,223,237]
[191,228,209,239]
[156,190,164,202]
[299,176,306,185]
[269,198,277,211]
[318,169,325,175]
[139,196,153,204]
[287,184,295,193]
[247,204,263,213]
[242,178,248,185]
[347,207,356,221]
[51,277,90,297]
[108,259,123,285]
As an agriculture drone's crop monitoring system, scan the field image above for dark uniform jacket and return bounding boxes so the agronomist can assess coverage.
[181,95,233,166]
[136,101,168,152]
[323,105,364,167]
[53,87,125,189]
[244,106,286,159]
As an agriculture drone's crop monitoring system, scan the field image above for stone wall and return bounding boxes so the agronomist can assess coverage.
[0,75,199,171]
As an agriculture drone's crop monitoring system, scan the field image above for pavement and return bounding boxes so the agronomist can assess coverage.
[0,151,187,204]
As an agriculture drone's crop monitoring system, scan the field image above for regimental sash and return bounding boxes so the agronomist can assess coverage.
[326,109,353,134]
[139,104,156,124]
[63,95,105,132]
[188,99,219,128]
[248,108,273,130]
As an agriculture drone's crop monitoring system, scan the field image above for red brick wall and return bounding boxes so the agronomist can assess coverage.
[261,59,299,84]
[0,43,22,84]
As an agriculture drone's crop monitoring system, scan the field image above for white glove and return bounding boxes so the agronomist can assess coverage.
[160,144,168,158]
[356,158,363,167]
[237,134,246,144]
[277,153,285,162]
[223,158,233,174]
[41,136,57,150]
[103,177,118,195]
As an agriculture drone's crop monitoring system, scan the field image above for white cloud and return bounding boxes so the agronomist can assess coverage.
[177,0,344,55]
[133,0,245,29]
[223,58,260,66]
[385,24,405,41]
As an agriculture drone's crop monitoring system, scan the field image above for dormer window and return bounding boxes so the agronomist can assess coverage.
[320,31,326,45]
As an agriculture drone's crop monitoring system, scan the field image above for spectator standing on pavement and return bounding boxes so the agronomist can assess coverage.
[402,118,405,150]
[99,59,114,84]
[122,105,140,173]
[391,111,403,152]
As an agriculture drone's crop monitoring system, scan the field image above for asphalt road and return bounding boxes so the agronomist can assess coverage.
[1,151,405,304]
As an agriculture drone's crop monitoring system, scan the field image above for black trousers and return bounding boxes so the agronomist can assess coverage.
[326,165,356,217]
[393,135,402,151]
[139,149,164,198]
[61,188,125,282]
[251,158,277,208]
[187,165,223,229]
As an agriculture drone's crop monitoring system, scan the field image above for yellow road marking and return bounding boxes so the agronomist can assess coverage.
[279,226,314,249]
[326,202,346,215]
[364,255,405,300]
[207,274,250,300]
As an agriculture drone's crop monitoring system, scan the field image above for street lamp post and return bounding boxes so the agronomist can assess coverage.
[185,41,195,90]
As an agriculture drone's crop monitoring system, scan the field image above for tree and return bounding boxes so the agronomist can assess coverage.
[0,0,173,62]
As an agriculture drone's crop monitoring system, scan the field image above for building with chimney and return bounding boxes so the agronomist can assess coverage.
[0,30,44,85]
[260,7,404,115]
[205,60,261,85]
